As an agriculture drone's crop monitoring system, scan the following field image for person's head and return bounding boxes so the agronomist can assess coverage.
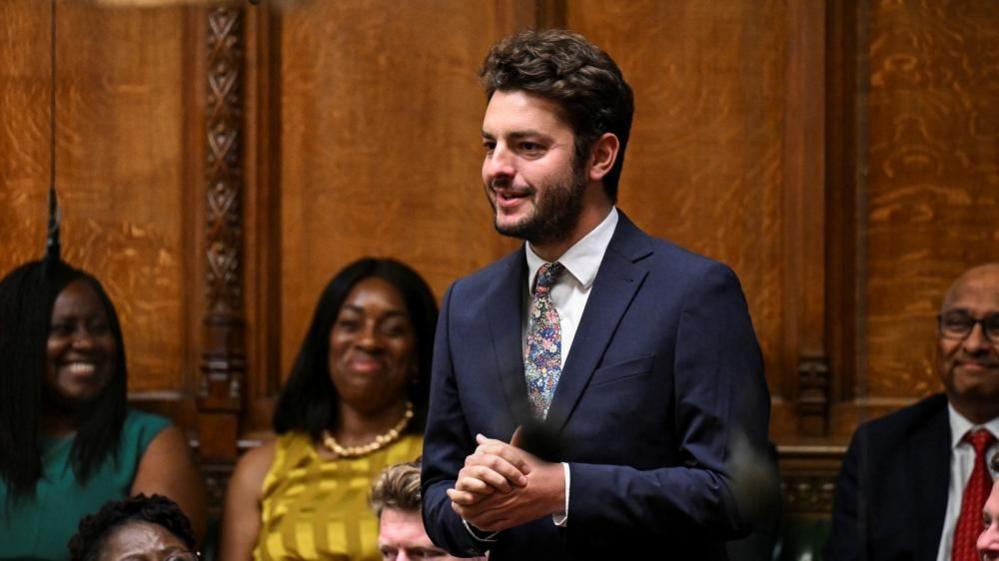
[979,479,999,560]
[0,259,128,501]
[273,258,438,440]
[370,460,481,561]
[936,263,999,424]
[68,494,197,561]
[478,29,632,249]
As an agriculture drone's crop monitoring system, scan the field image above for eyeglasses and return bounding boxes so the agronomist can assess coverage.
[938,311,999,344]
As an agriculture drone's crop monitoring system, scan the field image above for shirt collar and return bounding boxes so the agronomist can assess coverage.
[947,402,999,448]
[526,207,619,290]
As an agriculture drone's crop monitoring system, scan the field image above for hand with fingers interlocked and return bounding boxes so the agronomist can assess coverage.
[446,428,565,532]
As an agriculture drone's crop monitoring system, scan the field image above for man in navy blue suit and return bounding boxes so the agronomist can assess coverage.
[420,29,773,560]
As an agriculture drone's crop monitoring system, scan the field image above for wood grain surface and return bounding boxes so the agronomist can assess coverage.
[861,0,999,402]
[566,1,788,396]
[0,1,194,397]
[276,0,528,380]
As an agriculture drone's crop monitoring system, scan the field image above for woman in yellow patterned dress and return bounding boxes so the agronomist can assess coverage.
[221,258,438,561]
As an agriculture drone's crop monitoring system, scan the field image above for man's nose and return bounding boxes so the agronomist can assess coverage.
[484,145,515,181]
[961,322,990,353]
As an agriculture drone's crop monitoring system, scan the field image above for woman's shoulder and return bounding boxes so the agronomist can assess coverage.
[230,437,279,497]
[118,407,173,458]
[124,407,172,436]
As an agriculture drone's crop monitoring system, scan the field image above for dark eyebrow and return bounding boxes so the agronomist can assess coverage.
[339,304,408,319]
[481,130,550,141]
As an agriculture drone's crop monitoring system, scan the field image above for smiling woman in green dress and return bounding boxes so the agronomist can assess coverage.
[0,258,207,560]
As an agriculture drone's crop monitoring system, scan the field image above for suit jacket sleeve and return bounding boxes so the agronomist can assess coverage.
[825,426,867,561]
[566,264,772,542]
[420,283,487,556]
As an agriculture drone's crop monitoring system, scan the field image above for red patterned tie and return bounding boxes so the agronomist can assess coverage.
[952,428,996,561]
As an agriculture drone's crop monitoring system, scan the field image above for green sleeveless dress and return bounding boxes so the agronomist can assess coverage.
[0,408,170,560]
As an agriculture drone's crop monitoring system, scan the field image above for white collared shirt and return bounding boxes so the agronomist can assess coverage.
[523,207,619,366]
[934,404,999,561]
[523,206,618,528]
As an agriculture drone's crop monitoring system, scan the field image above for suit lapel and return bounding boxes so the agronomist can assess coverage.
[545,213,652,433]
[911,402,951,561]
[485,251,532,427]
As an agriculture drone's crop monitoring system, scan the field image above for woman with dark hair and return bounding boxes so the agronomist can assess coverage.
[68,494,197,561]
[221,258,438,561]
[0,259,207,560]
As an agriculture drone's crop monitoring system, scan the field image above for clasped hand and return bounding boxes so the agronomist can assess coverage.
[446,429,565,532]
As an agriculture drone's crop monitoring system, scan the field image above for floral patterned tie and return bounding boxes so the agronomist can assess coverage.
[525,261,564,419]
[952,428,996,561]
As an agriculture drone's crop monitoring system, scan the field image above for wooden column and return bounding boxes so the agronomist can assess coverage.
[198,5,246,463]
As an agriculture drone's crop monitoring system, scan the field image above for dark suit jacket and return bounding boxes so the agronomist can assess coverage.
[824,393,951,561]
[421,213,773,560]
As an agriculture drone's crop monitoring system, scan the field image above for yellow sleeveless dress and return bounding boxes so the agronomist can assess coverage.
[252,431,423,561]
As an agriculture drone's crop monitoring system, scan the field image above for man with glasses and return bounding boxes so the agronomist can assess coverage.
[826,263,999,561]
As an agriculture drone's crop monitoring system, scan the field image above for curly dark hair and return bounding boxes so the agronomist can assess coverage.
[67,494,196,561]
[272,258,438,441]
[479,28,634,202]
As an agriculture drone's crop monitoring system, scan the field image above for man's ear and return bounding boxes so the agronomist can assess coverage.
[587,132,620,183]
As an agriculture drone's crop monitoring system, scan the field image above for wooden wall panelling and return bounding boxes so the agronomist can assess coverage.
[0,0,49,270]
[860,0,999,403]
[241,0,283,442]
[825,0,862,437]
[783,0,830,438]
[0,1,199,427]
[269,0,538,428]
[563,2,792,435]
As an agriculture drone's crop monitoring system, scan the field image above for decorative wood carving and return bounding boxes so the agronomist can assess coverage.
[797,356,831,436]
[781,472,837,515]
[199,6,246,461]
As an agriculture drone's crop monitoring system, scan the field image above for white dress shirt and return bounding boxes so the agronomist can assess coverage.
[934,404,999,561]
[523,207,619,527]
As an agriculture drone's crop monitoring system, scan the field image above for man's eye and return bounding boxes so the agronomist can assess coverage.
[942,313,972,329]
[482,140,496,152]
[520,142,543,153]
[50,324,73,336]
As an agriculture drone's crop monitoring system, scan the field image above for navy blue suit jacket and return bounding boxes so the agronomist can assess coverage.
[825,393,951,561]
[421,213,772,560]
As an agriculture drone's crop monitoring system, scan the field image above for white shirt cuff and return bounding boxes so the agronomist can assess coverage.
[551,462,570,527]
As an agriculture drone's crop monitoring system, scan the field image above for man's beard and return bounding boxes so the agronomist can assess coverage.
[491,165,587,246]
